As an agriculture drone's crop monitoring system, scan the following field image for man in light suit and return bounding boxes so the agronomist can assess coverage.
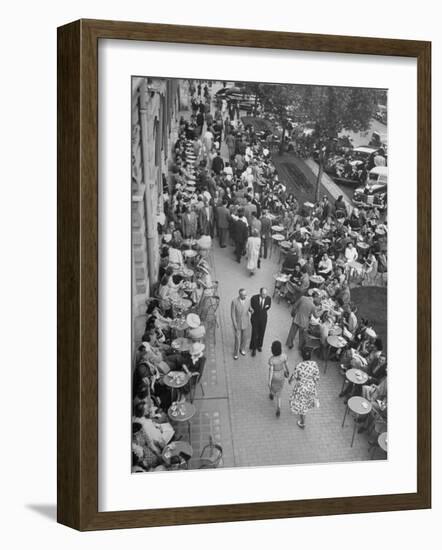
[181,205,198,239]
[249,287,271,357]
[230,288,250,360]
[286,292,322,351]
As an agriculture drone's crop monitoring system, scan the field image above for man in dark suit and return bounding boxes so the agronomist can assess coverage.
[249,287,272,356]
[233,210,249,263]
[260,209,272,259]
[216,200,230,247]
[211,151,225,175]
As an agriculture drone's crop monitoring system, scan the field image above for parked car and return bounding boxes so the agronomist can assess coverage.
[353,166,388,209]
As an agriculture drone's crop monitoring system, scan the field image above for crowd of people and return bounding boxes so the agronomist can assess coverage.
[132,80,388,470]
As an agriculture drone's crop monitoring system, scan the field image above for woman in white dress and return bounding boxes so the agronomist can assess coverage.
[246,228,261,276]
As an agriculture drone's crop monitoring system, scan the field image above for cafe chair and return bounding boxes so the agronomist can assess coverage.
[189,436,223,469]
[303,332,321,358]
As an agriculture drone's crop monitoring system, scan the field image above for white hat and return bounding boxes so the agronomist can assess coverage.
[186,313,201,329]
[189,342,205,356]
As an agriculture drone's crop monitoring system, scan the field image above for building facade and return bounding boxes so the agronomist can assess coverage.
[131,77,184,345]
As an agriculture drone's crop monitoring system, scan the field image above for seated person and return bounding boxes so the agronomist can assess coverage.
[317,253,333,278]
[359,373,387,434]
[342,303,358,339]
[181,342,207,397]
[132,422,162,472]
[167,241,184,268]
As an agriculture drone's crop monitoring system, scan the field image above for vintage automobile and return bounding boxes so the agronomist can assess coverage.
[353,166,388,210]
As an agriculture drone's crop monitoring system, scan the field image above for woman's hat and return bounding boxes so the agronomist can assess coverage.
[365,328,377,339]
[189,342,205,356]
[163,234,172,243]
[186,313,201,328]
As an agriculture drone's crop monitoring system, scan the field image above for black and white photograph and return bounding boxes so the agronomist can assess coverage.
[131,77,388,473]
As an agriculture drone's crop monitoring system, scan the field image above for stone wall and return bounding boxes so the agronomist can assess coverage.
[131,77,182,347]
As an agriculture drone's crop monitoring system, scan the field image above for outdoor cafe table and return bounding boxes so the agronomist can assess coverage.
[171,337,192,352]
[163,371,191,404]
[309,274,325,288]
[324,334,347,374]
[169,318,188,337]
[342,396,372,447]
[182,238,198,249]
[273,272,290,300]
[341,367,369,394]
[167,401,196,442]
[378,431,388,452]
[162,440,193,467]
[329,324,343,337]
[271,225,284,232]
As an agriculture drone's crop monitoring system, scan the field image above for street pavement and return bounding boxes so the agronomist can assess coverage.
[212,241,378,467]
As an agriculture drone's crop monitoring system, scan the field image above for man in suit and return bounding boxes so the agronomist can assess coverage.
[260,209,272,259]
[232,209,249,263]
[286,292,321,350]
[216,200,230,248]
[181,205,198,239]
[211,151,225,175]
[198,198,214,236]
[231,288,250,360]
[249,288,271,356]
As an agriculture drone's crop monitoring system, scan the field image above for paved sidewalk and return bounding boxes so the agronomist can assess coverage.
[212,242,377,468]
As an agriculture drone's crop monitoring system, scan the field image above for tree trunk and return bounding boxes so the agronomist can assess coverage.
[315,158,323,202]
[279,121,287,156]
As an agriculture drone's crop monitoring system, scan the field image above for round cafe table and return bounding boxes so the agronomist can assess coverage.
[341,367,369,394]
[329,325,343,337]
[182,238,197,249]
[378,431,388,452]
[171,337,192,352]
[162,440,193,467]
[167,401,196,443]
[342,396,372,447]
[273,272,290,301]
[324,334,347,374]
[280,240,292,250]
[169,318,189,337]
[309,274,325,288]
[163,371,191,404]
[271,225,284,232]
[183,248,198,263]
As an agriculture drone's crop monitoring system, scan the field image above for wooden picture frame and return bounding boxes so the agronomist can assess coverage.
[57,19,431,531]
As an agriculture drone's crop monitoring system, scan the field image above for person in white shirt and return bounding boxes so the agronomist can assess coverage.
[167,243,184,268]
[317,253,333,278]
[344,242,358,263]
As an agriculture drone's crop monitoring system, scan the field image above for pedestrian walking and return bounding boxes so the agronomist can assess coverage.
[286,292,322,351]
[230,288,250,360]
[232,210,249,263]
[246,229,261,276]
[215,200,230,248]
[260,209,272,259]
[249,288,271,356]
[268,340,290,417]
[288,349,320,429]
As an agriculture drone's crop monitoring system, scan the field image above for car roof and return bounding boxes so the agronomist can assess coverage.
[354,146,377,154]
[369,166,388,176]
